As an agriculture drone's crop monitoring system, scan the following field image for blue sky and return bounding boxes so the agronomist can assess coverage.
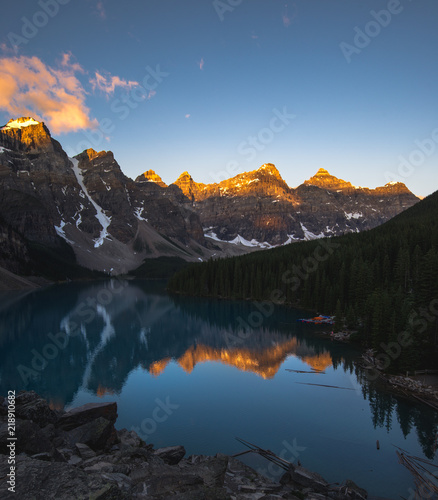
[1,0,437,196]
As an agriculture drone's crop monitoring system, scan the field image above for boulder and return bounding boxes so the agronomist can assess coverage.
[75,443,96,460]
[15,391,59,427]
[57,402,117,431]
[154,445,186,465]
[0,419,53,456]
[191,454,229,487]
[62,416,117,452]
[117,428,145,449]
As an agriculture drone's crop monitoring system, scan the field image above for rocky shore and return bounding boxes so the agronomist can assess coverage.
[360,349,438,410]
[0,391,369,499]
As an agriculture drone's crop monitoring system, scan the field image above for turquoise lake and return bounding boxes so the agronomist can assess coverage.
[1,279,437,499]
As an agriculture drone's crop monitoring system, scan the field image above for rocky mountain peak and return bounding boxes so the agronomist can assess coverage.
[176,171,192,181]
[173,171,203,201]
[136,170,167,187]
[1,117,41,130]
[0,116,60,154]
[305,168,354,190]
[257,163,283,179]
[75,149,117,168]
[83,148,102,161]
[384,181,410,191]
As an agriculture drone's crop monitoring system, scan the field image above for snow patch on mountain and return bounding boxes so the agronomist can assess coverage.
[344,212,362,220]
[204,229,272,248]
[229,234,273,248]
[300,223,325,240]
[1,118,40,130]
[70,157,111,247]
[134,207,148,222]
[283,234,301,245]
[55,220,74,244]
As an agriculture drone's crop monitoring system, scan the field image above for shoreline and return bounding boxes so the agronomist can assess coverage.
[0,391,373,499]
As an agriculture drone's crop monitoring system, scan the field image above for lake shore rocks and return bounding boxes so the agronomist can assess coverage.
[359,350,438,410]
[0,391,369,499]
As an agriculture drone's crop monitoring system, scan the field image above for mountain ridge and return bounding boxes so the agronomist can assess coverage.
[0,117,421,280]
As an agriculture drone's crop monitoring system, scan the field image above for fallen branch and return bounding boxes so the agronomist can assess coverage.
[395,446,438,496]
[295,382,355,390]
[233,437,292,471]
[285,369,325,374]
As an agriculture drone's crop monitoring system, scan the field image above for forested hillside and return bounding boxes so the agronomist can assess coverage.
[168,190,438,371]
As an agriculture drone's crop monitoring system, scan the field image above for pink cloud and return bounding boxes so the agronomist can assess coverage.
[185,114,190,119]
[0,42,16,55]
[60,52,85,74]
[282,3,298,28]
[199,58,204,71]
[0,55,97,134]
[90,71,140,95]
[96,1,106,19]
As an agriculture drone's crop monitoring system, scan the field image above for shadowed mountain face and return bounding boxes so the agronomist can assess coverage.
[0,118,419,276]
[0,119,211,274]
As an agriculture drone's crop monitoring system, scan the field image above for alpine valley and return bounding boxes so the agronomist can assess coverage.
[0,117,419,284]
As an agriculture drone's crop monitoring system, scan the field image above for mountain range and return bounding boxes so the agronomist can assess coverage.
[0,117,419,280]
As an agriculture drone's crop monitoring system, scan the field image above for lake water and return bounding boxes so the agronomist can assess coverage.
[1,279,437,499]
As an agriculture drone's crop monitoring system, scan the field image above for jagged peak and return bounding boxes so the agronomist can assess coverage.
[305,168,353,190]
[315,167,330,175]
[1,117,41,130]
[0,116,56,153]
[84,148,99,160]
[384,181,406,188]
[256,163,283,179]
[176,171,193,182]
[381,181,413,194]
[75,148,113,162]
[141,170,167,187]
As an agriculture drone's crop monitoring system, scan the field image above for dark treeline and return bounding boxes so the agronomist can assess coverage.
[168,190,438,371]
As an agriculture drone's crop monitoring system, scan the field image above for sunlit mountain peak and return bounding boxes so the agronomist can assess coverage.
[137,169,168,188]
[1,117,41,130]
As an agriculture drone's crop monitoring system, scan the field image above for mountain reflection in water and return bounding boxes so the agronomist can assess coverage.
[0,280,335,396]
[0,279,437,470]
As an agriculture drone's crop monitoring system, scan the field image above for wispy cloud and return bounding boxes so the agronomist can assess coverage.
[282,12,291,28]
[0,55,97,134]
[96,1,106,19]
[185,114,190,119]
[0,42,16,55]
[90,71,140,95]
[282,3,298,28]
[199,58,204,71]
[60,52,85,74]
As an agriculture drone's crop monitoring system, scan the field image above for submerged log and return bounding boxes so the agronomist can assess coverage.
[295,382,355,390]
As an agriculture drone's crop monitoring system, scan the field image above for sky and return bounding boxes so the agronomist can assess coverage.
[0,0,437,197]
